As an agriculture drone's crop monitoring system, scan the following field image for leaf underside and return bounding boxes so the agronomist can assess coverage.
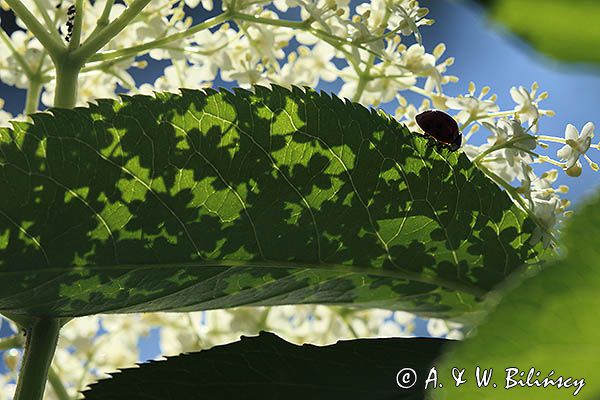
[0,86,544,318]
[82,331,450,400]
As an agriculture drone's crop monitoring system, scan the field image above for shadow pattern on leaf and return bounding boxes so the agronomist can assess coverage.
[0,85,544,319]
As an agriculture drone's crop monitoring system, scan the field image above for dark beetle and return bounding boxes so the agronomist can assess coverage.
[415,110,462,152]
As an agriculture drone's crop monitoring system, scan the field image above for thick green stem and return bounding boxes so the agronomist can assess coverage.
[54,62,81,109]
[13,318,62,400]
[25,79,43,114]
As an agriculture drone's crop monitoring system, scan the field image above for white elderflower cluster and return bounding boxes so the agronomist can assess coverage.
[0,0,599,397]
[0,308,422,399]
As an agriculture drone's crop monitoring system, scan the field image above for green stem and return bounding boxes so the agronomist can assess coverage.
[87,11,232,63]
[48,366,71,400]
[4,0,65,58]
[25,79,43,114]
[68,0,86,50]
[54,62,81,109]
[97,0,116,28]
[471,135,535,164]
[341,314,360,339]
[71,0,152,64]
[233,12,307,29]
[0,28,34,78]
[352,75,368,102]
[233,12,376,59]
[13,318,62,400]
[32,0,63,43]
[82,0,115,46]
[0,333,25,351]
[536,135,566,144]
[352,55,375,102]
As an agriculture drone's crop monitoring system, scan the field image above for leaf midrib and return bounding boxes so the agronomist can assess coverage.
[0,259,486,297]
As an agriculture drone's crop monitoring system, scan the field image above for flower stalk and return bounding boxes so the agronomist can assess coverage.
[13,318,63,400]
[25,79,43,114]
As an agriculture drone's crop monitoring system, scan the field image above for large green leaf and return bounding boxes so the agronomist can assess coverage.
[82,331,450,400]
[433,193,600,399]
[477,0,600,65]
[0,86,544,318]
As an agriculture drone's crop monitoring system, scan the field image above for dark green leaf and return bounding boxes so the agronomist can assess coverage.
[82,331,450,400]
[0,86,545,318]
[433,193,600,399]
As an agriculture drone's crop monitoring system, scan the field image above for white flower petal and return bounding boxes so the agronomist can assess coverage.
[564,124,579,141]
[581,122,595,140]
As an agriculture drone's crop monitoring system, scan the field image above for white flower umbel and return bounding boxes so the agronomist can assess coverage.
[472,118,536,182]
[446,82,499,127]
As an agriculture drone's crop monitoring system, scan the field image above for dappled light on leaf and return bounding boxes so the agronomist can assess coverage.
[0,86,545,318]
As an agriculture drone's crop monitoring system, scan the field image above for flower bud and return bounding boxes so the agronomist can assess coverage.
[565,162,582,177]
[417,8,429,18]
[134,60,148,69]
[298,45,310,56]
[433,43,445,58]
[3,349,20,371]
[397,95,407,107]
[468,81,476,95]
[469,124,480,134]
